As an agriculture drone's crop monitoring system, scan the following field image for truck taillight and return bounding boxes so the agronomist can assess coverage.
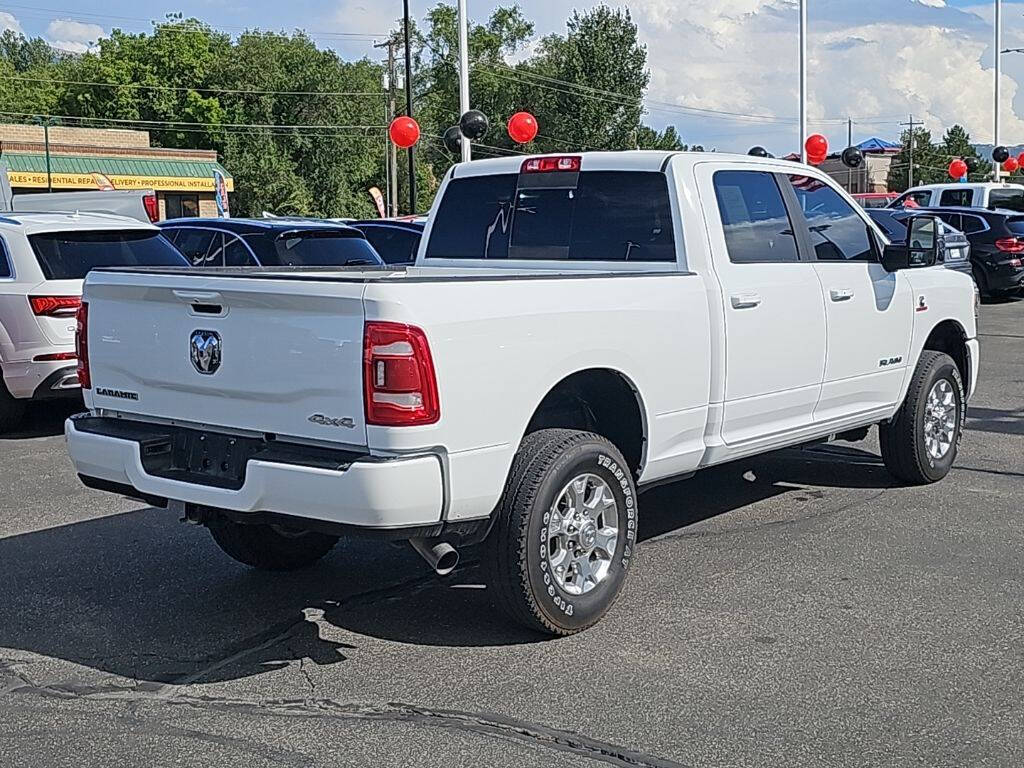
[30,295,81,316]
[520,155,581,173]
[994,237,1024,253]
[75,302,91,390]
[363,321,439,426]
[143,191,159,223]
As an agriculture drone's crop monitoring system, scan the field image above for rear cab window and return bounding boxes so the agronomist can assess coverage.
[265,231,382,267]
[940,189,972,207]
[424,169,676,262]
[28,229,188,279]
[988,188,1024,212]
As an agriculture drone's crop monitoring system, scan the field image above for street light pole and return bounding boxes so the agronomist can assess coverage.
[31,116,58,192]
[402,0,417,213]
[995,0,1002,181]
[799,0,807,163]
[457,0,471,163]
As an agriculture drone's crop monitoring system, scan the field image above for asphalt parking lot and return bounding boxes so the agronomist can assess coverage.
[1,299,1021,768]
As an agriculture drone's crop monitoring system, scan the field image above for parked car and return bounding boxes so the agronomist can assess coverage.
[909,207,1024,298]
[349,219,424,265]
[67,151,977,636]
[0,212,188,431]
[866,208,972,276]
[852,192,900,208]
[158,218,384,268]
[889,182,1024,212]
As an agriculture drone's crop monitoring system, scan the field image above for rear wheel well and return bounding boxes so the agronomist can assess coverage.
[524,369,645,476]
[922,320,968,387]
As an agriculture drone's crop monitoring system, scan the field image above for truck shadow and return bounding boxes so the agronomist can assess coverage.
[0,400,80,440]
[0,441,897,685]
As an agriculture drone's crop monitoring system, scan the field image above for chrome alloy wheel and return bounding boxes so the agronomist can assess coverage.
[924,379,957,460]
[544,473,619,596]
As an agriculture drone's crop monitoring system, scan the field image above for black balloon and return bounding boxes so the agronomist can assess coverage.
[965,156,979,173]
[993,145,1010,163]
[443,125,462,154]
[748,146,769,157]
[459,109,489,141]
[841,146,864,168]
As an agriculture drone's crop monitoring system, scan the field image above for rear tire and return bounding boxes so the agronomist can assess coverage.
[879,350,964,485]
[0,376,27,433]
[485,429,638,636]
[208,519,338,571]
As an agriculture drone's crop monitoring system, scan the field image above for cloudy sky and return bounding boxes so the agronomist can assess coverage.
[6,0,1024,154]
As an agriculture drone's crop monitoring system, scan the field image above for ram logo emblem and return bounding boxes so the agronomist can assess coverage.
[190,330,222,375]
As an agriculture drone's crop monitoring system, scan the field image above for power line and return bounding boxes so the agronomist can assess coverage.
[0,75,385,98]
[0,111,386,131]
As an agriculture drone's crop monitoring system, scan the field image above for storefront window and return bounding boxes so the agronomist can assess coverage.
[165,193,200,219]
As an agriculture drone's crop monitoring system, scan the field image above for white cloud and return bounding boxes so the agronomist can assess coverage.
[626,0,1024,152]
[0,11,24,36]
[46,18,105,53]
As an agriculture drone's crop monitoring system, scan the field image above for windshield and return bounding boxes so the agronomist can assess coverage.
[260,231,382,267]
[28,229,188,280]
[988,188,1024,212]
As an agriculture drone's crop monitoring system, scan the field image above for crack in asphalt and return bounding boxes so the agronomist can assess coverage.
[8,682,691,768]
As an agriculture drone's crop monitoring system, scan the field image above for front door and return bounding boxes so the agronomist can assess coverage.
[702,167,827,446]
[784,175,913,421]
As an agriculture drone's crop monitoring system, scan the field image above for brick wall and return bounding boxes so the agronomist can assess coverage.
[0,123,150,148]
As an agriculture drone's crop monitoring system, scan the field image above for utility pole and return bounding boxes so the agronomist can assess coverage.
[457,0,471,163]
[799,0,807,163]
[995,0,1003,181]
[32,116,59,192]
[847,117,853,191]
[374,38,399,216]
[402,0,416,214]
[900,115,919,188]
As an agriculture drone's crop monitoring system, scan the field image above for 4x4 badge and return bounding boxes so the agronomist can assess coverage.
[190,330,222,375]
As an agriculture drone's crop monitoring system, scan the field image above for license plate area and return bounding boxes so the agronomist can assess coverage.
[143,430,263,490]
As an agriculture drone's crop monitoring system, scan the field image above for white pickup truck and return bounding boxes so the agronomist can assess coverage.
[891,181,1024,211]
[66,151,979,635]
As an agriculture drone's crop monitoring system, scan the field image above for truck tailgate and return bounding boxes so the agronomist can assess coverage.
[83,271,369,447]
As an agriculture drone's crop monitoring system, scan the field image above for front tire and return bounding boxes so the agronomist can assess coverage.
[485,429,638,636]
[879,350,964,484]
[208,518,338,571]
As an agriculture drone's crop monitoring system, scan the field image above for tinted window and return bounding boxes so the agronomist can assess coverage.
[29,230,188,279]
[165,194,199,219]
[424,171,676,262]
[224,235,257,266]
[358,225,421,264]
[712,171,799,263]
[1005,217,1024,236]
[0,236,11,278]
[940,189,972,207]
[989,189,1024,212]
[869,211,907,240]
[788,176,875,261]
[168,228,217,266]
[266,232,382,267]
[936,213,962,232]
[961,215,986,234]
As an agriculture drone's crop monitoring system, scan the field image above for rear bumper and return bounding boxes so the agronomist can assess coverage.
[65,416,444,528]
[3,360,80,400]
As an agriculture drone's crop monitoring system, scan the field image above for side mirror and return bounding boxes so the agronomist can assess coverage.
[906,215,940,267]
[881,243,910,272]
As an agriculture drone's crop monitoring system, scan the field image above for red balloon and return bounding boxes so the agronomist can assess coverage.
[948,159,968,179]
[1003,157,1019,174]
[507,111,539,144]
[805,134,828,157]
[389,116,420,149]
[1017,152,1024,167]
[807,151,826,166]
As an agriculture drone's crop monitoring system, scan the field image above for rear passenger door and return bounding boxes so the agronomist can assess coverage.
[700,167,827,446]
[785,176,913,421]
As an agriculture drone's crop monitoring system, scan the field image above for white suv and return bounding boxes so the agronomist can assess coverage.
[0,212,187,431]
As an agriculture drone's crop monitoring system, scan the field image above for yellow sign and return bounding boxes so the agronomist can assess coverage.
[7,170,234,192]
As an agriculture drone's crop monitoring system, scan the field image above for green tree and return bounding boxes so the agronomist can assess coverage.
[940,124,991,181]
[887,127,945,191]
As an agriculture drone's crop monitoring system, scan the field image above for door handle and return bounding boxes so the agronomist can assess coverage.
[730,292,762,309]
[172,290,223,304]
[829,288,855,302]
